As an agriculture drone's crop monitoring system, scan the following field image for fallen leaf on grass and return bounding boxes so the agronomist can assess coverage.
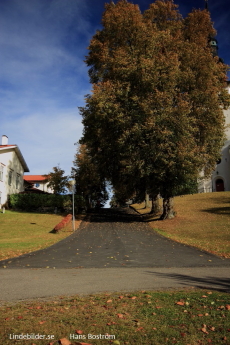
[201,324,209,334]
[176,301,185,306]
[75,330,83,334]
[226,305,230,310]
[117,313,124,319]
[107,321,116,325]
[107,299,112,303]
[38,321,46,324]
[217,306,225,310]
[59,338,71,345]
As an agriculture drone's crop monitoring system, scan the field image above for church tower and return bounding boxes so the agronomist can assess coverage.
[204,0,223,60]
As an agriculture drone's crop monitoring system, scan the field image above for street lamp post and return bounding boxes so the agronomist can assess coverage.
[69,180,76,232]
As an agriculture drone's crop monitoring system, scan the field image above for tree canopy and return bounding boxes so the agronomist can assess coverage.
[80,0,230,219]
[43,166,69,195]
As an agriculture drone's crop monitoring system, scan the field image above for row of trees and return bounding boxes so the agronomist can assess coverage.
[44,1,230,219]
[75,0,229,219]
[42,156,108,209]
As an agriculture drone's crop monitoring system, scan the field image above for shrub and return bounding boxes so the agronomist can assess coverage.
[9,194,85,212]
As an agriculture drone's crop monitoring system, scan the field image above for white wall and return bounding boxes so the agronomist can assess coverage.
[198,84,230,193]
[211,85,230,192]
[0,150,25,206]
[33,181,54,194]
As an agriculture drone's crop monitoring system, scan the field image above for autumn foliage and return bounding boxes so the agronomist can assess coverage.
[80,0,230,219]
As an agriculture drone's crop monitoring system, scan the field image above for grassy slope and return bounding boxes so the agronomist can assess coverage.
[0,211,83,261]
[1,289,230,345]
[132,192,230,258]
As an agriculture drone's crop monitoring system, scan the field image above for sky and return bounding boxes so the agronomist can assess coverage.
[0,0,229,178]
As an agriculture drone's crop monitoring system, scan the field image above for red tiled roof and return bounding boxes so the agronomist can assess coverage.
[0,145,16,148]
[24,175,48,182]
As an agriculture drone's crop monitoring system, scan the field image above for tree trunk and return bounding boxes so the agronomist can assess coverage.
[145,192,151,208]
[150,194,161,214]
[160,197,176,220]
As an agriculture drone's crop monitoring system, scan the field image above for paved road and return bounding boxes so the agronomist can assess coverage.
[0,207,230,303]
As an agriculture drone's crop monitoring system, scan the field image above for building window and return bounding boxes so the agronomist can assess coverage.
[8,170,13,186]
[35,183,40,188]
[16,174,20,189]
[0,165,3,181]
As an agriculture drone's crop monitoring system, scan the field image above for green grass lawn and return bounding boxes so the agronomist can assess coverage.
[1,289,230,345]
[1,197,230,344]
[0,211,82,261]
[132,192,230,258]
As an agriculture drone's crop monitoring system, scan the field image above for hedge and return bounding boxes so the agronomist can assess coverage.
[9,193,85,212]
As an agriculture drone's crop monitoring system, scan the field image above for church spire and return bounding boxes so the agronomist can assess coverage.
[204,0,223,62]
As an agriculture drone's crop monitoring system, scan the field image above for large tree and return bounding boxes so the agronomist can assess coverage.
[80,0,230,219]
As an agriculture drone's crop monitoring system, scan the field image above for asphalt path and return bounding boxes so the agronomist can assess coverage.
[0,207,230,303]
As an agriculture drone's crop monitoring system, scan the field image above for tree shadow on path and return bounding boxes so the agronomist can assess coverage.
[89,207,144,223]
[145,271,230,292]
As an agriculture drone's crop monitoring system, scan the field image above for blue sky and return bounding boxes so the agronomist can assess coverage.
[0,0,229,177]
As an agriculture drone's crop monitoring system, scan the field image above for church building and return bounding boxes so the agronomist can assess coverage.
[198,0,230,192]
[198,81,230,192]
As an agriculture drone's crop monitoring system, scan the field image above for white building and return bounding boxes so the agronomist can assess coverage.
[23,175,54,194]
[198,81,230,192]
[0,135,29,206]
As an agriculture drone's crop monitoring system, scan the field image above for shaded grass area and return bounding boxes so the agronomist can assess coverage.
[132,192,230,258]
[1,289,230,345]
[0,211,83,261]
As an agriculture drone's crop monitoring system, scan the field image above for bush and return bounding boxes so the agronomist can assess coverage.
[9,194,85,212]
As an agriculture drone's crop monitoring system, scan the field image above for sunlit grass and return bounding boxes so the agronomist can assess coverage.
[132,192,230,258]
[0,211,83,260]
[1,289,229,345]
